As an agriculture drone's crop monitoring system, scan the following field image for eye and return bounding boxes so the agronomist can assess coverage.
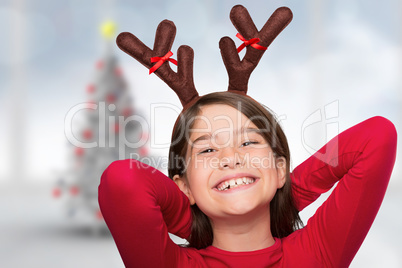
[241,141,259,147]
[198,148,216,154]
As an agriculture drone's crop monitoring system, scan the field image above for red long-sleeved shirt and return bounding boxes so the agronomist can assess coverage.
[99,116,397,267]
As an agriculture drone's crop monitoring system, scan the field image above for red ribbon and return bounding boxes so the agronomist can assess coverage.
[149,51,178,74]
[236,33,267,53]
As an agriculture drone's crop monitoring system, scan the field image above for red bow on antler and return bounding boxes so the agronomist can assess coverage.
[149,51,178,74]
[236,33,267,53]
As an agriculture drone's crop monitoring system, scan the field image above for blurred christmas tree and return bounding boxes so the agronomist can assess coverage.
[53,21,152,231]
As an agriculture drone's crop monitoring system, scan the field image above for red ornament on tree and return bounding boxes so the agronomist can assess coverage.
[87,101,96,109]
[52,187,62,198]
[86,84,95,93]
[83,129,93,140]
[96,60,104,69]
[70,186,80,196]
[139,146,148,156]
[113,123,120,133]
[106,94,115,103]
[122,107,132,118]
[75,147,84,156]
[115,67,123,76]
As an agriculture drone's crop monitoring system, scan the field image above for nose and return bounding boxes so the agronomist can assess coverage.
[219,147,242,169]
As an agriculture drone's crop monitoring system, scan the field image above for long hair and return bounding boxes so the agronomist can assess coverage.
[168,92,303,249]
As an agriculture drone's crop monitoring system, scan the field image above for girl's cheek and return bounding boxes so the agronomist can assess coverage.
[189,156,208,170]
[193,156,215,170]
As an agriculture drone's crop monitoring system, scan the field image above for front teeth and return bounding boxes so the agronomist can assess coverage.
[217,177,255,191]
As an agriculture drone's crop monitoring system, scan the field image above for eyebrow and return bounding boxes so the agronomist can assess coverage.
[192,134,212,145]
[190,127,262,148]
[234,127,261,136]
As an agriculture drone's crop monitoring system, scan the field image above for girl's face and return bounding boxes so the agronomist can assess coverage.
[174,104,286,220]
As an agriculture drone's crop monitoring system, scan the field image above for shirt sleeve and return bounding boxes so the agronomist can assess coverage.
[290,116,397,267]
[98,159,193,268]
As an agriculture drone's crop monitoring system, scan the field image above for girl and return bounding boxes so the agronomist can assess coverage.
[99,92,396,267]
[99,5,397,268]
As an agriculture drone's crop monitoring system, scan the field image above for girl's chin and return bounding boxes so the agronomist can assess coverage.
[211,198,273,220]
[212,208,267,222]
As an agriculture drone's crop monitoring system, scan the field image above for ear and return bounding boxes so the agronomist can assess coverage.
[275,157,287,189]
[173,174,196,205]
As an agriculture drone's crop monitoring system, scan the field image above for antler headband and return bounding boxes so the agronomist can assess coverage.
[116,5,292,110]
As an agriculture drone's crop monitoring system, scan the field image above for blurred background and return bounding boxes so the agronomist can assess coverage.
[0,0,401,267]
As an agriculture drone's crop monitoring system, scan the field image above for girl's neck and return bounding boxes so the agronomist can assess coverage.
[211,207,275,252]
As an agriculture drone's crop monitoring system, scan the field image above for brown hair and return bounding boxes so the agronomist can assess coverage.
[168,91,303,249]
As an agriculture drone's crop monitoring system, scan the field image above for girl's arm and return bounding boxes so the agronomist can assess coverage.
[98,160,192,268]
[290,116,397,267]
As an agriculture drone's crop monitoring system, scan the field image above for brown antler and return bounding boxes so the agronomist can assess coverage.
[116,20,199,107]
[220,5,293,94]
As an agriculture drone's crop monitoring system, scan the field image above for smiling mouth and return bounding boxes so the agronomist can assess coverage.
[215,177,256,191]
